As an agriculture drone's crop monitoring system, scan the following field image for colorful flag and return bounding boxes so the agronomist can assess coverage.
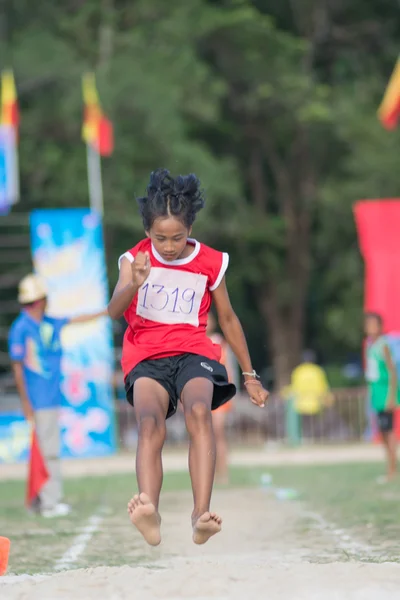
[26,429,49,507]
[82,73,114,156]
[378,58,400,130]
[1,70,19,130]
[0,125,18,213]
[0,69,20,213]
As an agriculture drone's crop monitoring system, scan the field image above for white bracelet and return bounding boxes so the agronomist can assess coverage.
[242,370,260,379]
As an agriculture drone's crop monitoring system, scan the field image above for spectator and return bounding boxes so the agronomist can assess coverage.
[364,313,398,483]
[289,350,332,441]
[8,274,106,517]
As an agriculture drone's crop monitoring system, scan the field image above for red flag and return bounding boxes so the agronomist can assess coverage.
[378,58,400,130]
[97,116,113,157]
[26,430,49,507]
[1,69,19,131]
[82,73,114,156]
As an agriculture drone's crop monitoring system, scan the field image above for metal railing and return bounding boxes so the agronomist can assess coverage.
[0,383,369,451]
[115,387,369,450]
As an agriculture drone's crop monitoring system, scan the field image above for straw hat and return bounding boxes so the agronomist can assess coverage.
[18,274,48,304]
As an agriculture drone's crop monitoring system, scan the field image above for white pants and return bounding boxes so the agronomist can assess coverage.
[34,408,62,510]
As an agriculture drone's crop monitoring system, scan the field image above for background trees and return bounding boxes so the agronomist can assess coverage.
[1,0,400,385]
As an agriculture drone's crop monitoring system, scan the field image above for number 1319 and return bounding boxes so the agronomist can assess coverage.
[140,283,196,315]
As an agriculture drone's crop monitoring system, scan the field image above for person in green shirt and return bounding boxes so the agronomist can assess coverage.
[365,313,398,482]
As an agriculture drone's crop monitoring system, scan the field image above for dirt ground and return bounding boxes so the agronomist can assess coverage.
[1,487,399,600]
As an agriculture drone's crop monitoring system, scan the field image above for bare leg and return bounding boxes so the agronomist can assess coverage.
[388,430,398,478]
[212,410,229,485]
[384,430,397,480]
[127,378,169,546]
[182,378,222,544]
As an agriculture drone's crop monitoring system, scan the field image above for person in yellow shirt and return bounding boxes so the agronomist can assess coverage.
[291,350,331,416]
[286,350,333,443]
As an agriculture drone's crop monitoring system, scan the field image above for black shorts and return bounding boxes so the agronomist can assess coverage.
[377,411,394,433]
[125,353,237,419]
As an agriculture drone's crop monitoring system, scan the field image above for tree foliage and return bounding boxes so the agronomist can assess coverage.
[1,0,400,384]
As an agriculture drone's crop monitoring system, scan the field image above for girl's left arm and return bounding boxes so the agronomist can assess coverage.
[212,277,268,408]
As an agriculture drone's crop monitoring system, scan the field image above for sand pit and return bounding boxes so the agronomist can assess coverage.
[1,489,399,599]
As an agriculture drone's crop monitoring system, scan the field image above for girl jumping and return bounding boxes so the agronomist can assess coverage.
[108,169,268,546]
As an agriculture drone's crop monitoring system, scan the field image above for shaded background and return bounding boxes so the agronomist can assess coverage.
[1,0,400,390]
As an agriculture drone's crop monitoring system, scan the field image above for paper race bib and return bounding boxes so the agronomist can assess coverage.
[136,267,207,326]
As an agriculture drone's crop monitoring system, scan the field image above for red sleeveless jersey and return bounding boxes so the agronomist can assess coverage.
[119,238,229,376]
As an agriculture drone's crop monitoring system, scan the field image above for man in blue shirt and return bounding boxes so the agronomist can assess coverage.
[8,274,107,518]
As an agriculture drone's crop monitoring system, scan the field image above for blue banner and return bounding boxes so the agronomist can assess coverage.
[30,208,117,458]
[0,125,19,214]
[0,414,30,463]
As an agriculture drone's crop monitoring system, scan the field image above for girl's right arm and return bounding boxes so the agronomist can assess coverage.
[107,258,139,320]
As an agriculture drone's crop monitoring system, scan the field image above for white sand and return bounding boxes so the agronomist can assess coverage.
[1,488,399,600]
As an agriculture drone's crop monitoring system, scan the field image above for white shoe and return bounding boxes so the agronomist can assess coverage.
[42,503,71,518]
[376,475,393,485]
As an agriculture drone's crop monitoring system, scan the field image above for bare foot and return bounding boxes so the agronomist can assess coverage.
[192,512,222,545]
[127,493,161,546]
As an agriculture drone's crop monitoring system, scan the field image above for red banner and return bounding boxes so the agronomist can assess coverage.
[354,200,400,442]
[354,200,400,332]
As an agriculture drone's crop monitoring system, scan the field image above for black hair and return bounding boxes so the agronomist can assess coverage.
[136,169,205,231]
[365,312,383,326]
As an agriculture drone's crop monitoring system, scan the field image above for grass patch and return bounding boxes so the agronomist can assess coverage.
[257,462,400,541]
[2,461,399,574]
[234,461,400,558]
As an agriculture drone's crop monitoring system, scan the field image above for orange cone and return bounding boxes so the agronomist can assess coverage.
[0,537,10,575]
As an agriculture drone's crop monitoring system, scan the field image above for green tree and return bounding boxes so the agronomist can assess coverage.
[198,0,400,386]
[2,0,400,386]
[196,2,339,386]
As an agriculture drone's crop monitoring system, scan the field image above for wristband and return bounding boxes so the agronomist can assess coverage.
[242,370,260,379]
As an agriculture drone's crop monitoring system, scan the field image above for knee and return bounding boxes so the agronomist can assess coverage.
[137,414,165,442]
[186,401,212,429]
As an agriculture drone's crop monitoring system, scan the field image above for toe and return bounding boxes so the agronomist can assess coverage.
[210,513,222,525]
[139,492,152,505]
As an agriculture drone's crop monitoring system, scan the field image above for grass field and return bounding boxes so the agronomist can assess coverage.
[2,461,400,576]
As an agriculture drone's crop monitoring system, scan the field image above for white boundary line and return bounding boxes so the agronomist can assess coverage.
[54,512,104,571]
[302,510,374,555]
[260,478,376,558]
